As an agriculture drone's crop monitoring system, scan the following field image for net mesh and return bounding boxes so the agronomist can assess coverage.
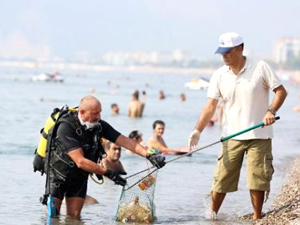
[115,167,158,223]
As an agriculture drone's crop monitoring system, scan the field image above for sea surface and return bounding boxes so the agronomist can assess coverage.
[0,67,299,225]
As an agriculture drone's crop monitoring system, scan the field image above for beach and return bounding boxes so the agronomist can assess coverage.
[251,156,300,225]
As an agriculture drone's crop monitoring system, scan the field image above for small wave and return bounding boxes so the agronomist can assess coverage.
[0,144,35,155]
[157,214,201,224]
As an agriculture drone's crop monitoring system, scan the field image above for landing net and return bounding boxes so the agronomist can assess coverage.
[115,167,158,223]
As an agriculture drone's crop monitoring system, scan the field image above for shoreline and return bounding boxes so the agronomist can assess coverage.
[0,60,215,75]
[253,156,300,225]
[1,60,299,78]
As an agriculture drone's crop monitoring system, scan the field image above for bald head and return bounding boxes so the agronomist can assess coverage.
[79,95,102,122]
[79,95,100,110]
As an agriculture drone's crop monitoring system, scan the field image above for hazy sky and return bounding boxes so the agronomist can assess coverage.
[0,0,299,61]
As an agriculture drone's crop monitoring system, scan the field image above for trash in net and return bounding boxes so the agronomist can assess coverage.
[115,167,158,223]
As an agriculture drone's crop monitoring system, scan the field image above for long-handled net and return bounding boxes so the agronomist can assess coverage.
[115,118,281,223]
[115,166,158,223]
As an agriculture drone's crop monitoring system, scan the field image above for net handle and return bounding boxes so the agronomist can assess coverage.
[125,117,280,179]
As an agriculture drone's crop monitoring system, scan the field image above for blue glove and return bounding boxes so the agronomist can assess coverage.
[104,170,127,186]
[146,148,166,168]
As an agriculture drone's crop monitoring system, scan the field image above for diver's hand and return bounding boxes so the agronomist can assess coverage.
[104,170,127,186]
[188,129,201,149]
[146,148,166,169]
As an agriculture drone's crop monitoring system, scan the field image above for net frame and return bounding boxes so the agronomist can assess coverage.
[115,166,158,223]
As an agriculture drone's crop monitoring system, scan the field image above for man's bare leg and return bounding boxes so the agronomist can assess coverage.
[52,197,62,215]
[211,191,226,217]
[250,190,264,219]
[66,197,85,219]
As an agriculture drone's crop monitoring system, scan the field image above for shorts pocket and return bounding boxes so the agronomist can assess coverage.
[264,152,274,181]
[214,154,224,181]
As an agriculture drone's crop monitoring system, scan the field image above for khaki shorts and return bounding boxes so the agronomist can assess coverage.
[212,139,274,193]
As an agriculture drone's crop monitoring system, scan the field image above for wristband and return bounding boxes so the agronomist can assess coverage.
[267,108,276,116]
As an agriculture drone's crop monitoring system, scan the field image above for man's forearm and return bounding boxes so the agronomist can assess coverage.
[270,85,288,111]
[195,101,218,132]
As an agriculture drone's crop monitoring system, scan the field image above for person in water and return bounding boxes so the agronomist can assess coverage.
[101,141,126,173]
[128,90,145,118]
[147,120,189,155]
[158,90,165,100]
[86,141,126,204]
[129,130,144,145]
[111,103,119,115]
[188,32,287,220]
[180,93,186,102]
[45,95,166,219]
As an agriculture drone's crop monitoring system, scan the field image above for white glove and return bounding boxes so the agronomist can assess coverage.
[188,129,201,149]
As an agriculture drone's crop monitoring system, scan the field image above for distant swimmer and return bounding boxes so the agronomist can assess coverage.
[147,120,189,155]
[129,130,144,145]
[142,90,147,99]
[180,93,186,102]
[207,101,224,127]
[158,90,165,100]
[111,103,120,115]
[128,90,145,118]
[127,130,145,155]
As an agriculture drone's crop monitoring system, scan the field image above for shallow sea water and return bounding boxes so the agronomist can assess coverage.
[0,67,299,225]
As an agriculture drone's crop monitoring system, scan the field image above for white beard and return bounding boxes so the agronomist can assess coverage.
[78,113,99,130]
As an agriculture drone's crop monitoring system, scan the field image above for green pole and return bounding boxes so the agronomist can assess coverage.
[165,116,280,165]
[126,116,281,178]
[221,116,280,142]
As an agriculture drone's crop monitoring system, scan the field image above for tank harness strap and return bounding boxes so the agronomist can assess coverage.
[59,115,84,138]
[51,108,61,122]
[74,119,83,136]
[57,115,105,183]
[43,109,74,195]
[41,129,48,139]
[59,115,105,169]
[98,137,107,159]
[41,106,78,202]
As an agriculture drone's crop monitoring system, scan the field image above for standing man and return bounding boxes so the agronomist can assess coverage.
[46,95,165,219]
[188,32,287,220]
[128,90,145,118]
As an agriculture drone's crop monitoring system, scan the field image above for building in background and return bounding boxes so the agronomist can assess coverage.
[274,38,300,63]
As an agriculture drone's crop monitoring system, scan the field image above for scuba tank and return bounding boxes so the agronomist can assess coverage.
[35,106,77,217]
[33,106,78,175]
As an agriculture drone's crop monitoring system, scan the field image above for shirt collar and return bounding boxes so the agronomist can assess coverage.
[225,56,252,74]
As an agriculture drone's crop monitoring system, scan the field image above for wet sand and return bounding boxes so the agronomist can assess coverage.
[253,156,300,225]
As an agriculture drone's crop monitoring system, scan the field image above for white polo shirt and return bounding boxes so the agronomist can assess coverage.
[207,58,282,140]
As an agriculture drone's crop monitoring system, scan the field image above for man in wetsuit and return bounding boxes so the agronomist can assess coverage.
[47,95,165,219]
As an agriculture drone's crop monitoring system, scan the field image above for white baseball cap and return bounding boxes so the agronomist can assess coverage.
[215,32,243,54]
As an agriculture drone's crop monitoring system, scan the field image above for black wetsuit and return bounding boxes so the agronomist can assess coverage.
[48,114,120,200]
